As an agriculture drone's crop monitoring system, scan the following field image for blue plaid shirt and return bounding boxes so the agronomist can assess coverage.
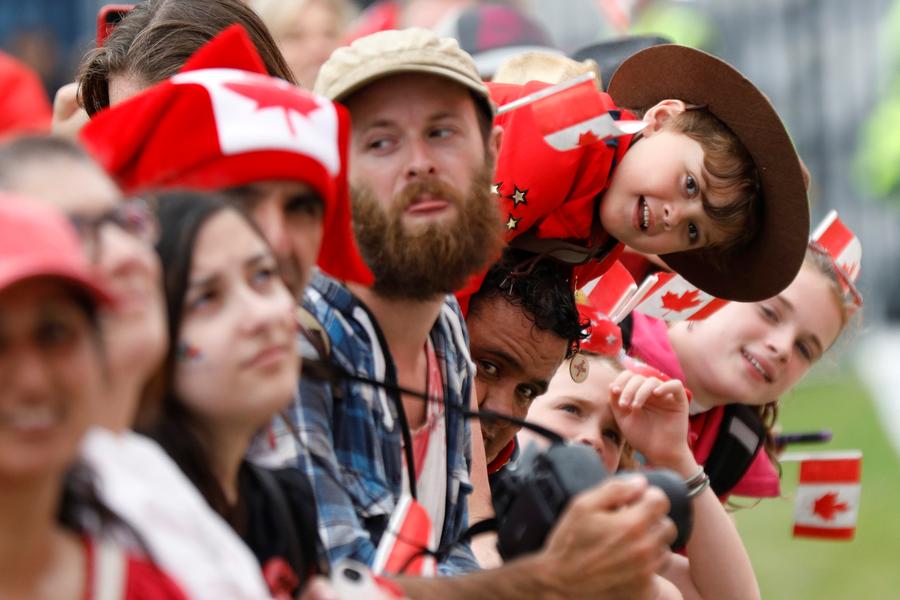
[277,272,479,575]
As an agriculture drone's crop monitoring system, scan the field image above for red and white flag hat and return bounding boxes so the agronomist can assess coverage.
[632,271,728,322]
[784,450,862,541]
[80,25,372,286]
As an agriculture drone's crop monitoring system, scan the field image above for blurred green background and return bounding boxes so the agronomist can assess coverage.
[734,364,900,599]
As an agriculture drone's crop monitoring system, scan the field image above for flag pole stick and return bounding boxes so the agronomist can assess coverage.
[496,71,598,116]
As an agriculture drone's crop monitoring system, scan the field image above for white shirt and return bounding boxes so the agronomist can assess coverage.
[81,428,273,600]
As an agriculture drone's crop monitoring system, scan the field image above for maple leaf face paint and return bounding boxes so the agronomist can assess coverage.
[668,263,843,409]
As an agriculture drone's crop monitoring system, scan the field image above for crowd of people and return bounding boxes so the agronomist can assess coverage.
[0,1,862,599]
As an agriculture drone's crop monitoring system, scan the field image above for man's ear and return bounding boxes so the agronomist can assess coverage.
[641,99,687,137]
[489,124,503,162]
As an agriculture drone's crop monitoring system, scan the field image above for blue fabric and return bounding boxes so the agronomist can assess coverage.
[277,271,479,575]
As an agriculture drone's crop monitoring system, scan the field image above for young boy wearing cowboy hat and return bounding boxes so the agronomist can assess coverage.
[485,44,809,304]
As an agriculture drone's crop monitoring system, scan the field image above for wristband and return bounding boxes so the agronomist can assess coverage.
[684,466,710,499]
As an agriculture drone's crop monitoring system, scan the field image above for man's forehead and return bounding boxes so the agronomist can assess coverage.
[469,295,568,376]
[344,73,477,123]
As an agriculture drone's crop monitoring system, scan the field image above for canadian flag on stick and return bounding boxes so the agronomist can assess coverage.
[632,271,729,321]
[497,72,646,151]
[811,210,862,284]
[372,495,436,576]
[578,261,637,323]
[782,450,862,541]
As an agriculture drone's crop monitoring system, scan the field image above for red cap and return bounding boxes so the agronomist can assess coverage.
[80,25,372,286]
[0,194,114,306]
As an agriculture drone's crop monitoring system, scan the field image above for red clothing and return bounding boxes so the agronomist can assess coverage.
[456,81,634,313]
[627,312,780,499]
[0,51,52,140]
[82,537,188,600]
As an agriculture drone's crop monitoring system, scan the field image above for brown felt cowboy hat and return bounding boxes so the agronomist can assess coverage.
[608,44,809,302]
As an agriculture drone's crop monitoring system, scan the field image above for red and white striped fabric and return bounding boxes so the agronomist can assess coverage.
[632,272,728,321]
[788,450,862,540]
[371,495,436,576]
[523,75,645,151]
[811,210,861,284]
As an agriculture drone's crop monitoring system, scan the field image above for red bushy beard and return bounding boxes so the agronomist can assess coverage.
[351,164,503,301]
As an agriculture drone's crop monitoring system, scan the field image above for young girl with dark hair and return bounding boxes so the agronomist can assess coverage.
[148,191,323,599]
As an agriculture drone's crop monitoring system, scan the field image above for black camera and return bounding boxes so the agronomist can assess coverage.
[491,443,693,560]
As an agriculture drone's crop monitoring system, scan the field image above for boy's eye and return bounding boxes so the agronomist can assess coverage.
[796,341,813,362]
[685,174,699,197]
[603,429,622,446]
[759,305,778,323]
[688,222,699,243]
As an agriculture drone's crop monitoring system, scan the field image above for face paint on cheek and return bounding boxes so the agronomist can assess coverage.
[176,341,204,363]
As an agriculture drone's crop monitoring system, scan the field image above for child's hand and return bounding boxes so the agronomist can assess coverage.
[609,370,692,469]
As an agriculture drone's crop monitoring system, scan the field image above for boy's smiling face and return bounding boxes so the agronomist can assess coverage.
[599,102,735,255]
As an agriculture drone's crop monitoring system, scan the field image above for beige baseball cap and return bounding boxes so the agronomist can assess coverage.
[314,27,493,115]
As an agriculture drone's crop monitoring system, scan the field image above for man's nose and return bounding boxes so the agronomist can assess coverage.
[405,138,437,180]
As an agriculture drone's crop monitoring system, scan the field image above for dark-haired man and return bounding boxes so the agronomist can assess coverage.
[467,250,585,474]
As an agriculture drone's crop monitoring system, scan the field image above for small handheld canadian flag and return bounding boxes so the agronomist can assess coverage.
[811,210,861,284]
[632,271,729,322]
[783,450,862,541]
[371,495,436,576]
[497,72,646,151]
[577,261,636,323]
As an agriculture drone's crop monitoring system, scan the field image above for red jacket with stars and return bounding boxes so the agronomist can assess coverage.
[457,81,636,313]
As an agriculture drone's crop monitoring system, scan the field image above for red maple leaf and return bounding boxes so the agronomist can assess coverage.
[223,80,320,136]
[577,129,601,146]
[660,289,703,313]
[813,492,849,521]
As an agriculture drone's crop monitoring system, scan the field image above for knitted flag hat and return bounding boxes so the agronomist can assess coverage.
[81,25,372,286]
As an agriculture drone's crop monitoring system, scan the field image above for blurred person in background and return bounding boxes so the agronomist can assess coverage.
[253,0,355,89]
[0,197,187,599]
[0,50,52,140]
[0,135,278,600]
[51,0,294,140]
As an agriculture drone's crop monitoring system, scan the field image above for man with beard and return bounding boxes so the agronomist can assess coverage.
[289,28,678,599]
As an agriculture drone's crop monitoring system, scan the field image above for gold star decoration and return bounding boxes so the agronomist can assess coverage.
[491,181,502,195]
[506,214,521,231]
[511,186,528,207]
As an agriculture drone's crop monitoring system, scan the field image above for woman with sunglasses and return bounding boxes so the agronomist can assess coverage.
[147,191,324,599]
[0,135,276,599]
[0,197,187,599]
